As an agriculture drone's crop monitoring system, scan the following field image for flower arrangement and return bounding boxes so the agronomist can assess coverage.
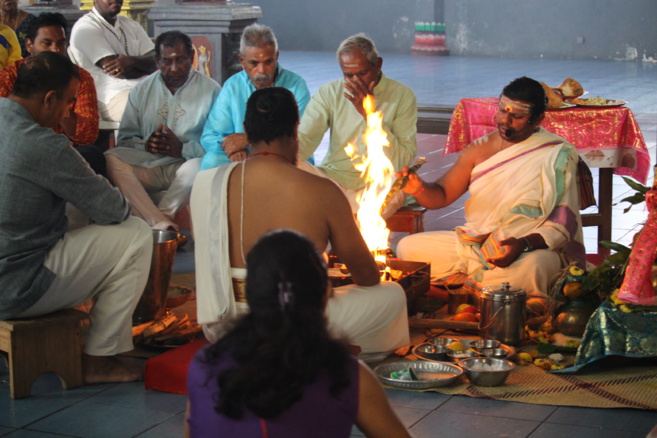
[521,176,655,362]
[559,175,655,310]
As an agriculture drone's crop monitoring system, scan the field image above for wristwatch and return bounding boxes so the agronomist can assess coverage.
[522,237,533,252]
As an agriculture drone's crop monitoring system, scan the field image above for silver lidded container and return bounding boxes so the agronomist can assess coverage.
[479,282,527,345]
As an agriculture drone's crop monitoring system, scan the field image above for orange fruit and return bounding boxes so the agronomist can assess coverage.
[449,341,466,351]
[453,312,478,322]
[455,303,472,314]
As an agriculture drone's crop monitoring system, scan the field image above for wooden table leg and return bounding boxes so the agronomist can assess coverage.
[580,167,613,256]
[597,167,613,249]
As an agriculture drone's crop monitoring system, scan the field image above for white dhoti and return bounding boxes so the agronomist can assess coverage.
[398,129,585,298]
[397,231,561,298]
[325,281,409,360]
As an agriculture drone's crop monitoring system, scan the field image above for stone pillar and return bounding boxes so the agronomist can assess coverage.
[411,0,449,56]
[148,2,262,85]
[79,0,156,32]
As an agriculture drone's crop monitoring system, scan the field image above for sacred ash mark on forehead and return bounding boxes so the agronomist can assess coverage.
[499,95,532,116]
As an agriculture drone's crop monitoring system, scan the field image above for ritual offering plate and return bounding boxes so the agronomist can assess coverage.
[375,361,463,389]
[546,102,576,111]
[426,336,517,361]
[572,97,627,108]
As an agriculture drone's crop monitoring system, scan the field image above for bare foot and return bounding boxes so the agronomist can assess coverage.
[82,354,144,384]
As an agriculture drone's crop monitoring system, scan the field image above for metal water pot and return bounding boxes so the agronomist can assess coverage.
[554,299,596,336]
[479,283,527,345]
[132,229,178,324]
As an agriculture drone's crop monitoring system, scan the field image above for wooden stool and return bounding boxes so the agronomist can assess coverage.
[386,205,427,234]
[0,309,88,399]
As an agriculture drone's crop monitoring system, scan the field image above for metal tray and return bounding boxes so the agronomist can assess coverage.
[374,361,463,389]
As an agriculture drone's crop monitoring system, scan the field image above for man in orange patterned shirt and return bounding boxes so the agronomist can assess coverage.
[0,12,104,175]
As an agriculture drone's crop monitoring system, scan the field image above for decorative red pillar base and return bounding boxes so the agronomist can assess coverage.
[411,22,449,56]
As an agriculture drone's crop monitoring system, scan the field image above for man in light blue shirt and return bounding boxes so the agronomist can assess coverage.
[199,23,310,170]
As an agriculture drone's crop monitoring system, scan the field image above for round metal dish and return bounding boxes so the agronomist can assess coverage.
[413,343,448,362]
[428,337,455,347]
[374,361,463,390]
[470,339,501,350]
[458,357,516,387]
[447,349,479,362]
[476,347,508,358]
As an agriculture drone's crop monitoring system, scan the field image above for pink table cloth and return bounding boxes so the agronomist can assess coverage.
[445,97,650,184]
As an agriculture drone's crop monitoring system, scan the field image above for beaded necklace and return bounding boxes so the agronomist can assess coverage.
[90,8,129,55]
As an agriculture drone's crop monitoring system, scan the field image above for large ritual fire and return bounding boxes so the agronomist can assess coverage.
[346,95,395,264]
[337,96,430,311]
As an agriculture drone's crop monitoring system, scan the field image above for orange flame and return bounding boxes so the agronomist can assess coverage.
[345,95,394,263]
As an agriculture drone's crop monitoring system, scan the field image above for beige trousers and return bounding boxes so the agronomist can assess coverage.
[107,156,201,231]
[17,217,152,356]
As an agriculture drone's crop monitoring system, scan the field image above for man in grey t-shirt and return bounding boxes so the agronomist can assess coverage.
[0,52,153,384]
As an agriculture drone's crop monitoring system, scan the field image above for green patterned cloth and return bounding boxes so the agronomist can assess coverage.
[557,300,657,372]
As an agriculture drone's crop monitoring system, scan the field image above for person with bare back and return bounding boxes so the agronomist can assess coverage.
[191,87,409,362]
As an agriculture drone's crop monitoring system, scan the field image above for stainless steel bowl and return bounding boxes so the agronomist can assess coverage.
[476,347,508,358]
[470,339,501,350]
[429,337,454,347]
[457,357,516,386]
[413,343,448,361]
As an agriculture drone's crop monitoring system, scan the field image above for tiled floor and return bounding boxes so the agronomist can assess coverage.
[2,53,656,437]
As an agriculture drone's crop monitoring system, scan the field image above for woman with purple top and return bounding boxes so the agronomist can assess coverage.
[185,229,411,438]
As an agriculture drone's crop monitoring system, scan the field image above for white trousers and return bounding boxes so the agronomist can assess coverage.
[17,217,153,356]
[106,155,201,231]
[397,230,562,298]
[98,89,131,123]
